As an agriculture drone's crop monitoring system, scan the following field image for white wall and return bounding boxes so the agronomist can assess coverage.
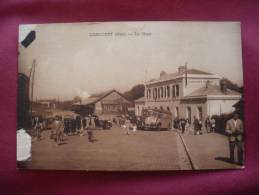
[207,99,239,116]
[179,100,207,122]
[145,99,175,112]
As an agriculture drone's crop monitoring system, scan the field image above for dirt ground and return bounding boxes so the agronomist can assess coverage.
[24,125,189,171]
[20,116,242,171]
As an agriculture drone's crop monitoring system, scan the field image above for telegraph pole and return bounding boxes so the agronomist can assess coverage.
[30,59,36,125]
[185,62,188,87]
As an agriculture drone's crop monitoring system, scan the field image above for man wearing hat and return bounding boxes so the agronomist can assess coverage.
[225,113,244,165]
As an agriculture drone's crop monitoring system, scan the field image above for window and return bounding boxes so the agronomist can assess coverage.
[197,106,203,120]
[176,85,179,96]
[160,106,163,110]
[161,87,163,98]
[153,88,157,99]
[167,86,170,98]
[172,86,175,97]
[167,106,170,112]
[158,88,160,99]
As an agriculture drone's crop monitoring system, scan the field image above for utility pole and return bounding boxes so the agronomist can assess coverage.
[185,62,188,87]
[30,59,36,126]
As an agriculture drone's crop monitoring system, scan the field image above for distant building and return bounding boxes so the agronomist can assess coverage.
[134,96,145,116]
[144,66,241,122]
[36,99,57,109]
[74,89,134,119]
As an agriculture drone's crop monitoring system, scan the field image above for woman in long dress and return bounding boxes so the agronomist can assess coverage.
[54,116,64,145]
[124,118,131,135]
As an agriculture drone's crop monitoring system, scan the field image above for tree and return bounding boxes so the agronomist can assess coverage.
[221,78,243,93]
[124,84,145,101]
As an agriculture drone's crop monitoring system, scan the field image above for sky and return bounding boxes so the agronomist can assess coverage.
[18,22,243,101]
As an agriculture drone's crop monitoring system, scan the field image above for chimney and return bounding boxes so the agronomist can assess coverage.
[220,80,227,93]
[178,66,186,74]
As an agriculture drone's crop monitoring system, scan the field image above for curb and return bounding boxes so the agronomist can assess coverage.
[177,132,198,170]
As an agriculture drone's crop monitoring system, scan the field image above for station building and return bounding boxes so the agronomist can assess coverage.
[73,89,134,120]
[144,66,241,122]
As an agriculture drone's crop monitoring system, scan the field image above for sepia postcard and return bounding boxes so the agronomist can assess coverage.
[17,21,244,171]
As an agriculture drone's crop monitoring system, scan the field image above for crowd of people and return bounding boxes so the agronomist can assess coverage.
[32,113,139,145]
[32,114,98,145]
[112,115,137,135]
[173,116,216,135]
[32,112,244,165]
